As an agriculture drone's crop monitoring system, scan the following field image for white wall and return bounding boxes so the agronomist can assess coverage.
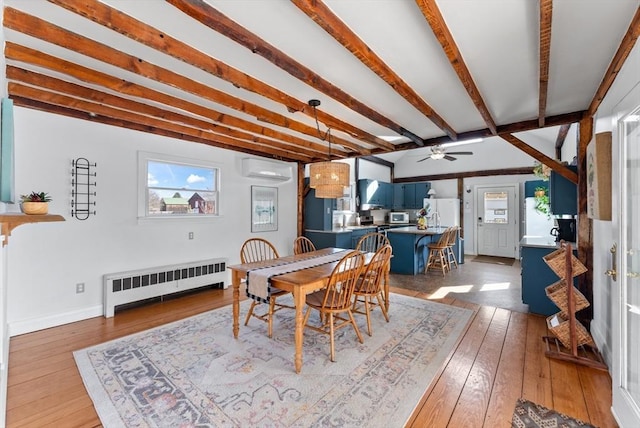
[6,108,299,335]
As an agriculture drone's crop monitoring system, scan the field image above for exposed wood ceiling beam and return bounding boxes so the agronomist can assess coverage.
[554,123,571,159]
[6,66,324,161]
[587,5,640,116]
[386,110,584,154]
[9,82,313,162]
[3,7,369,156]
[538,0,553,127]
[47,0,393,153]
[291,0,457,142]
[12,96,287,160]
[394,167,533,183]
[5,43,343,160]
[166,0,422,147]
[415,0,497,135]
[502,133,577,183]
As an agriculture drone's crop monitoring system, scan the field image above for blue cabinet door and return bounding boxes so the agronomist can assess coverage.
[393,183,404,209]
[403,183,416,208]
[304,186,334,230]
[549,166,577,215]
[414,182,431,205]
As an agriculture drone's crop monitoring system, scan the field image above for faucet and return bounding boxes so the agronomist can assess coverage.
[431,211,441,229]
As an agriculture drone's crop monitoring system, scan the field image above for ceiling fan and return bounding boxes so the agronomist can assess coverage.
[416,145,473,162]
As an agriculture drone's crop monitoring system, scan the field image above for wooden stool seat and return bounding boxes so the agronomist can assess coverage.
[425,228,452,276]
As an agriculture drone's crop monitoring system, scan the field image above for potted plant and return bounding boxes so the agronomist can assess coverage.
[533,161,550,181]
[20,191,52,215]
[534,192,551,218]
[534,186,546,197]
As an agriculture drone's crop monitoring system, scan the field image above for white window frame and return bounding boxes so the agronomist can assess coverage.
[137,151,220,220]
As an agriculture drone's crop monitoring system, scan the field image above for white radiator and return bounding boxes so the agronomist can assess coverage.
[103,258,228,317]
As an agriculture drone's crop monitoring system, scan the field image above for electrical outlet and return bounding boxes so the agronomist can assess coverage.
[76,282,85,294]
[188,232,194,240]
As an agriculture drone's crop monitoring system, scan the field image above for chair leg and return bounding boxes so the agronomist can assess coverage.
[376,293,390,322]
[363,295,373,336]
[348,310,364,344]
[244,300,258,326]
[329,312,336,362]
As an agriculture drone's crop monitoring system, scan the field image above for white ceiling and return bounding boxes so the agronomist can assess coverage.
[3,0,639,165]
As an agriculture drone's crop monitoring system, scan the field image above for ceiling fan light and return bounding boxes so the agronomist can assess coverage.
[431,152,445,160]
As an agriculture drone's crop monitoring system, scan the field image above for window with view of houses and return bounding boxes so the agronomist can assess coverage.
[139,152,219,218]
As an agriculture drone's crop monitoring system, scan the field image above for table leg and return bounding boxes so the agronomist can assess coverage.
[232,271,241,339]
[293,288,305,373]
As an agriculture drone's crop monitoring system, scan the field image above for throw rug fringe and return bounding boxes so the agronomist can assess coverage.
[74,293,473,427]
[511,398,598,428]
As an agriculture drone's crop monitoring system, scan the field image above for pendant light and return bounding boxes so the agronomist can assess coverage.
[308,99,349,198]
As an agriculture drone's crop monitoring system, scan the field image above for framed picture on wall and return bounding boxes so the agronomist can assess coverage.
[251,186,278,232]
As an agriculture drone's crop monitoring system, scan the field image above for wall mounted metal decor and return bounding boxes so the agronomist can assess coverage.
[71,157,96,220]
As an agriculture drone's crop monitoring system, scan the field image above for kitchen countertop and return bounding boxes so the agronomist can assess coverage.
[386,226,448,235]
[305,225,379,233]
[519,236,576,249]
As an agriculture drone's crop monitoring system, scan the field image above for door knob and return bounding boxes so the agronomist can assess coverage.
[605,269,617,281]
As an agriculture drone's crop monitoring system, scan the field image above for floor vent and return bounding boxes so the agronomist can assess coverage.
[103,258,227,317]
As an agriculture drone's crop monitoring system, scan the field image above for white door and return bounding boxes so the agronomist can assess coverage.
[611,102,640,427]
[476,185,517,258]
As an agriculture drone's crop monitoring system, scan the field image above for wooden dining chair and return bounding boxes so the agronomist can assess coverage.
[293,236,316,255]
[356,232,390,253]
[445,226,460,269]
[303,250,365,362]
[352,244,392,336]
[425,228,452,276]
[241,238,291,338]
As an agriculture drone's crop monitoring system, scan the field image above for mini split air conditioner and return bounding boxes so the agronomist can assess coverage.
[242,158,292,181]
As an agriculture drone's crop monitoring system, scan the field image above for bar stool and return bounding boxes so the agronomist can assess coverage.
[425,227,451,276]
[445,226,460,270]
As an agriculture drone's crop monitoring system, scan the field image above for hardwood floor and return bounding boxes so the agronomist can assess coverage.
[5,259,617,427]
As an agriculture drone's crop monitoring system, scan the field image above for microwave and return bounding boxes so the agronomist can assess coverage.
[389,212,409,224]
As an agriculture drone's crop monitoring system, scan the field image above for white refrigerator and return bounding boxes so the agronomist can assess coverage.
[524,197,555,237]
[423,198,460,227]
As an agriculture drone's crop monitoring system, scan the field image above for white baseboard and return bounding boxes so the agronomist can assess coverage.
[8,305,103,337]
[590,320,611,369]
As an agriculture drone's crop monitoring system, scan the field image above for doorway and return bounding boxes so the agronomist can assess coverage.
[475,185,518,258]
[611,98,640,427]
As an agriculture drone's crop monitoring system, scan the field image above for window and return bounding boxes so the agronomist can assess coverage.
[138,152,219,218]
[483,191,508,224]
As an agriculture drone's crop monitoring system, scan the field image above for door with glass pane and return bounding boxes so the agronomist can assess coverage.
[476,185,517,258]
[612,105,640,427]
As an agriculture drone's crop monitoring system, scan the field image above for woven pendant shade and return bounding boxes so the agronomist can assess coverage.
[309,161,349,198]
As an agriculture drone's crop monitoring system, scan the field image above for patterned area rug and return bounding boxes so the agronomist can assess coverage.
[74,293,473,427]
[512,398,598,427]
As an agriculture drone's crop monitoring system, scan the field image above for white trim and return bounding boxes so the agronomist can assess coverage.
[8,305,102,337]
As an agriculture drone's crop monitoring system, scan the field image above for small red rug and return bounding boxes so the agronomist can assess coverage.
[512,398,597,428]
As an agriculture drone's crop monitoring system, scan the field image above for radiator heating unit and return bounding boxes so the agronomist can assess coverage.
[103,258,227,317]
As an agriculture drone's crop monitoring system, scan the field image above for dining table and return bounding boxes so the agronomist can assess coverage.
[228,247,385,373]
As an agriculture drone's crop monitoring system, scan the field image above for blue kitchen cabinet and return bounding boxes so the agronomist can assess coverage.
[520,244,579,316]
[549,166,577,215]
[358,179,393,208]
[380,182,393,208]
[305,230,351,250]
[304,183,336,231]
[393,183,404,209]
[402,182,431,209]
[349,227,377,249]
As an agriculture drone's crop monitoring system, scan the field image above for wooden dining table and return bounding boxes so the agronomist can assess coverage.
[228,247,385,373]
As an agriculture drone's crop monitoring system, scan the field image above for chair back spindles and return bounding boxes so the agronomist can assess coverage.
[293,236,316,255]
[240,238,279,263]
[322,251,365,311]
[356,232,390,253]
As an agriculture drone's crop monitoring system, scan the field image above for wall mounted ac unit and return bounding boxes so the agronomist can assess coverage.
[242,158,292,181]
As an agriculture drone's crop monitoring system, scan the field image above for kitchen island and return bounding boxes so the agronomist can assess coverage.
[387,226,456,275]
